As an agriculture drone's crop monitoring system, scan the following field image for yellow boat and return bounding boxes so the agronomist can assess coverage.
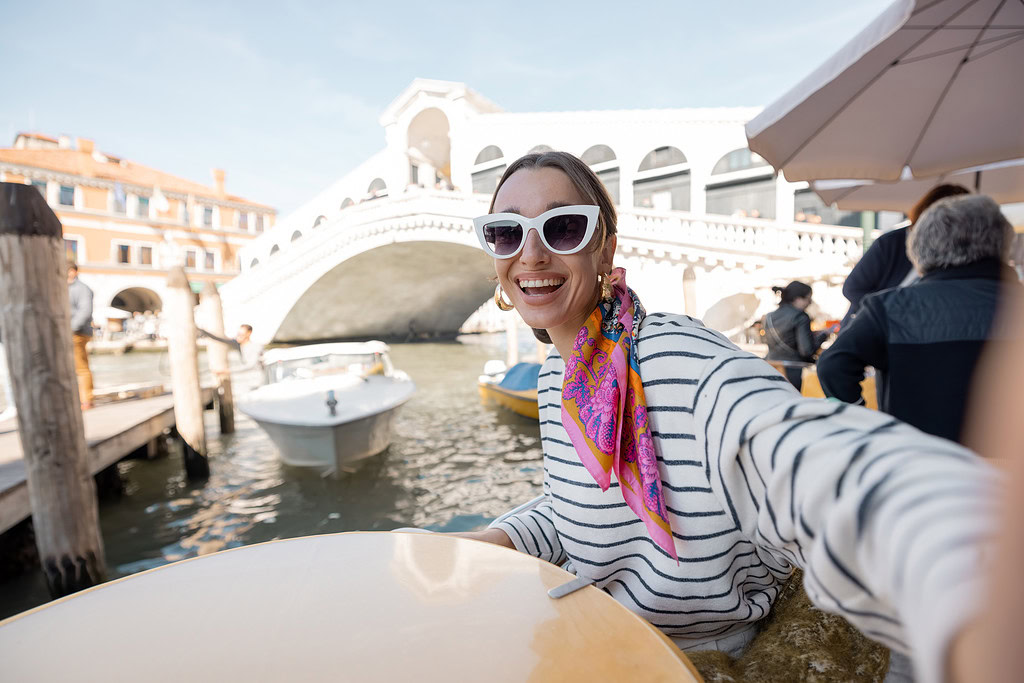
[478,362,540,420]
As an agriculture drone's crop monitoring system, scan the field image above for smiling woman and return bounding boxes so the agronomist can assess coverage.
[453,151,1003,683]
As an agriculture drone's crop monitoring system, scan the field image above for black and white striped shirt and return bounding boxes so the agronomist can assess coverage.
[495,312,998,683]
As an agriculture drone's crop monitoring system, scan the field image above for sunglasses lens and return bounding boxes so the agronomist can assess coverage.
[482,220,523,256]
[543,214,589,252]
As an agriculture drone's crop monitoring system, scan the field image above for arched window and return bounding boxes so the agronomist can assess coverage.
[474,145,504,165]
[367,178,387,199]
[581,144,616,165]
[471,145,507,195]
[634,146,690,211]
[638,146,687,172]
[711,148,770,175]
[706,147,776,219]
[291,230,302,242]
[313,215,327,229]
[581,144,620,204]
[340,198,354,210]
[250,258,260,269]
[270,244,280,257]
[527,144,553,154]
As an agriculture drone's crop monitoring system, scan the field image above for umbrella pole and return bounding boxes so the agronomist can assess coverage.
[861,211,876,254]
[975,170,982,192]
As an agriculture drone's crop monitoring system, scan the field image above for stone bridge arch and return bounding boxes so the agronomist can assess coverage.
[221,210,495,343]
[274,241,493,342]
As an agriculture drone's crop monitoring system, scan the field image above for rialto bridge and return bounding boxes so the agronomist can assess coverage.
[219,188,866,344]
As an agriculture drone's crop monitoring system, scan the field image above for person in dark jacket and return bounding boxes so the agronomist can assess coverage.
[818,195,1018,443]
[841,183,970,324]
[763,281,832,391]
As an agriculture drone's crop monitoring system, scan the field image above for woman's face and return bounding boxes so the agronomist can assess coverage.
[491,167,616,346]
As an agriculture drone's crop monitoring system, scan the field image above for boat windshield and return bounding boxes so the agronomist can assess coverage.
[265,352,392,383]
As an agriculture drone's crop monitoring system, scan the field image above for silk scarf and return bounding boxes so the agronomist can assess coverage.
[560,267,677,560]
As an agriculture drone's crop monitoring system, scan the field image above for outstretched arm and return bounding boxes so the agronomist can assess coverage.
[196,327,240,351]
[695,349,998,683]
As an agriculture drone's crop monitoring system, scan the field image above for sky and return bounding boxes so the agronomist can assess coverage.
[2,0,894,217]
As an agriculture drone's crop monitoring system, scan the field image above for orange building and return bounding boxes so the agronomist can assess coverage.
[0,132,275,314]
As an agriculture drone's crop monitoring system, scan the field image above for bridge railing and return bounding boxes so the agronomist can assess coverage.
[240,189,866,270]
[620,208,865,262]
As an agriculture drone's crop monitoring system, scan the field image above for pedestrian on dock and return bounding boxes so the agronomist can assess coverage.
[457,151,999,683]
[67,261,95,410]
[197,323,264,385]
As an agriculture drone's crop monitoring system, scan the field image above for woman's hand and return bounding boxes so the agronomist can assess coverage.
[449,528,515,549]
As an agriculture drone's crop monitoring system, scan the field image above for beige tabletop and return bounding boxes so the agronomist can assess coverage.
[0,532,702,682]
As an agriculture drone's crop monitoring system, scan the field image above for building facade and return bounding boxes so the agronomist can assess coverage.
[225,80,886,343]
[0,133,276,316]
[243,78,899,273]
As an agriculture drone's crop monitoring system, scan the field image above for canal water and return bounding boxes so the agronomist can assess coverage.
[0,338,544,619]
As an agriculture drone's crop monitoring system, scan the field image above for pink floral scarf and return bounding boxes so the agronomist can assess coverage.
[560,268,676,560]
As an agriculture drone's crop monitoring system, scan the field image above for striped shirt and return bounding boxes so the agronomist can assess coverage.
[495,312,998,683]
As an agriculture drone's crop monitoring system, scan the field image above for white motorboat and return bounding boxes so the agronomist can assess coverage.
[237,342,415,472]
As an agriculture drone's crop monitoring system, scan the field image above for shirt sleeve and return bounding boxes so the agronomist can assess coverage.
[694,349,999,683]
[491,481,567,567]
[818,302,888,405]
[69,284,93,332]
[794,312,816,359]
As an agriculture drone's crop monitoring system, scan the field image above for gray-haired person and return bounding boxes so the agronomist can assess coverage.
[818,195,1020,443]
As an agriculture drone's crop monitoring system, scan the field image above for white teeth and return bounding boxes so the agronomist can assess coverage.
[519,277,565,289]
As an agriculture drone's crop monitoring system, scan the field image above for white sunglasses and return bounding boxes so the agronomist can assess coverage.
[473,205,600,259]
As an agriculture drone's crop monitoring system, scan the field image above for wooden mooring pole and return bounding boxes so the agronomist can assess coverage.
[0,182,106,596]
[165,266,209,480]
[199,282,234,434]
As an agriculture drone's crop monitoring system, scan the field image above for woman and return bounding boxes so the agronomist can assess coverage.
[458,151,997,683]
[763,281,831,391]
[818,195,1019,443]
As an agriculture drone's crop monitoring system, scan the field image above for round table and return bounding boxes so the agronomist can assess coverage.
[0,532,702,682]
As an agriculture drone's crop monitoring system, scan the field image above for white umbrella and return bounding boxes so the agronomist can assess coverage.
[702,293,762,337]
[746,0,1024,182]
[812,158,1024,211]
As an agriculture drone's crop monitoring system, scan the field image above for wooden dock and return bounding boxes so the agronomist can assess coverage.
[0,386,215,536]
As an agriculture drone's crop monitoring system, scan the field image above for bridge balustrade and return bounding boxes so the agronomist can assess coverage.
[241,190,867,273]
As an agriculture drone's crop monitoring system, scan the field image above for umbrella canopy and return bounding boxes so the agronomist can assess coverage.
[812,158,1024,211]
[746,0,1024,182]
[701,293,762,336]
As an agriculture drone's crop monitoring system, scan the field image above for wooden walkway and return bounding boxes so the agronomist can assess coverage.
[0,387,214,535]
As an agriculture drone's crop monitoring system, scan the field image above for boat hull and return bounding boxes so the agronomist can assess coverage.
[251,405,402,470]
[478,382,539,420]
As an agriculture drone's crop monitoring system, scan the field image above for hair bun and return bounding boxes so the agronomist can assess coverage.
[771,286,784,295]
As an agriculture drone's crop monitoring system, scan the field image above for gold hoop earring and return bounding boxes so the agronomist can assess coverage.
[599,272,614,301]
[494,284,515,311]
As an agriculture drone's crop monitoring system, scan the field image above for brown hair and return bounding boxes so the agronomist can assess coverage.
[66,259,78,274]
[490,151,618,250]
[909,183,971,224]
[489,151,618,344]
